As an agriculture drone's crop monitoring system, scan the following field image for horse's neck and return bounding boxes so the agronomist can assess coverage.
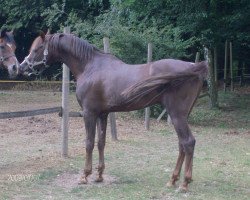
[52,46,86,79]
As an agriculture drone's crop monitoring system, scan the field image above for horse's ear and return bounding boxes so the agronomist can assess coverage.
[38,31,45,41]
[0,28,7,38]
[7,29,15,37]
[46,29,51,35]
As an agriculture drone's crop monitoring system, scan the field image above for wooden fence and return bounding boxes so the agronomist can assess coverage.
[0,107,61,119]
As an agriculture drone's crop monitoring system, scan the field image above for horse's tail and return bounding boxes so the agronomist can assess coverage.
[122,61,208,104]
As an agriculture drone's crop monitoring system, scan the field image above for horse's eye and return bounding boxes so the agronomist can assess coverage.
[0,46,4,49]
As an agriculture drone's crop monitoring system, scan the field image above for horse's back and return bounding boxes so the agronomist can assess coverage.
[149,59,194,76]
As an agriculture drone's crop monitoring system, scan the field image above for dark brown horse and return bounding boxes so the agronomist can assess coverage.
[0,29,19,78]
[19,32,207,191]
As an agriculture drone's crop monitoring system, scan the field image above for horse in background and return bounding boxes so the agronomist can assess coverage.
[18,32,208,191]
[0,28,19,78]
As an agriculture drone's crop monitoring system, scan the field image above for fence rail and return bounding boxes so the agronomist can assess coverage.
[0,107,61,119]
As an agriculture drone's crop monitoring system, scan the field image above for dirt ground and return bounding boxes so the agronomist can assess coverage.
[0,111,148,181]
[0,90,249,200]
[0,91,156,189]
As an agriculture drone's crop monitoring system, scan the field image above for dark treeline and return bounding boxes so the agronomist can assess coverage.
[0,0,249,80]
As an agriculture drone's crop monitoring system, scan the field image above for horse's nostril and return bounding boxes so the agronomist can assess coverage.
[12,65,17,71]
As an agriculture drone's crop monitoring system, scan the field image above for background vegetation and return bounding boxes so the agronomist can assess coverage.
[0,0,249,80]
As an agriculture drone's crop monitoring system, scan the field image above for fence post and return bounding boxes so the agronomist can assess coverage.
[224,40,228,92]
[145,43,152,130]
[195,52,200,63]
[103,37,118,141]
[214,47,218,84]
[240,62,245,86]
[61,27,70,157]
[230,42,234,91]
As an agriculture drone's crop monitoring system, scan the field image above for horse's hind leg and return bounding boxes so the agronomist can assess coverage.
[181,134,195,191]
[95,114,108,182]
[163,79,201,191]
[167,142,185,187]
[78,110,97,184]
[170,117,195,191]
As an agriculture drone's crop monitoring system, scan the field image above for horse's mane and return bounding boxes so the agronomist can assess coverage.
[49,33,102,64]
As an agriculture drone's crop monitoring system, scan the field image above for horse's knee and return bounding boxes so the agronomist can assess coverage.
[86,139,94,152]
[182,137,196,154]
[98,141,105,151]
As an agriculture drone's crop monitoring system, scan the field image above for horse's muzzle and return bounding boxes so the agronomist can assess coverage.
[19,61,29,75]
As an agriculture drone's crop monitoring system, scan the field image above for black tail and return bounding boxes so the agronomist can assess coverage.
[122,61,208,104]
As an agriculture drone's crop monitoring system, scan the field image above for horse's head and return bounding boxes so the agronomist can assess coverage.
[20,31,51,76]
[0,28,19,78]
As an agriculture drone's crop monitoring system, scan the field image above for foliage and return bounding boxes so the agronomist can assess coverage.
[0,0,249,78]
[41,0,67,30]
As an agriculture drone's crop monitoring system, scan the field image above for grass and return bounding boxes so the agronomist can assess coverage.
[0,89,249,199]
[1,130,249,200]
[189,91,250,129]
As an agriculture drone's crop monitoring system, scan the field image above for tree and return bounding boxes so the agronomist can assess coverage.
[1,0,249,81]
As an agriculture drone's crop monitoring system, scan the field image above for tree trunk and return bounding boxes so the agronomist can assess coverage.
[205,47,218,108]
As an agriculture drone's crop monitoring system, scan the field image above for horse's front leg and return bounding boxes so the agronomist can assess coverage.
[78,110,97,184]
[95,113,108,182]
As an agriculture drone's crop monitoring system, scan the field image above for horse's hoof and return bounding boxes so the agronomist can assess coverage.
[78,177,88,185]
[177,185,188,193]
[95,176,104,183]
[166,181,176,188]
